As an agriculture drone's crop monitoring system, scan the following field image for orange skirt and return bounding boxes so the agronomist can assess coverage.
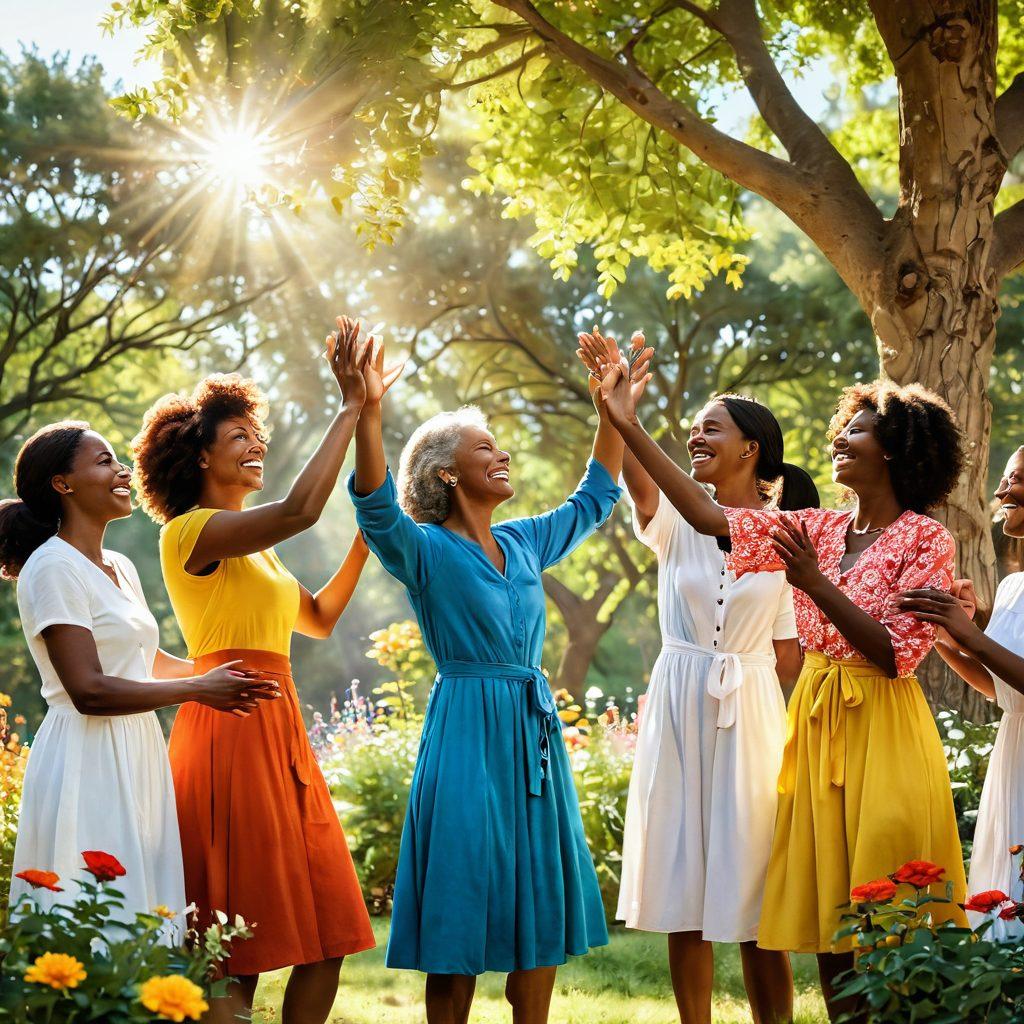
[169,649,374,975]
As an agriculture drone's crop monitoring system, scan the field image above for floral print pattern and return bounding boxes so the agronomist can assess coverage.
[722,507,954,676]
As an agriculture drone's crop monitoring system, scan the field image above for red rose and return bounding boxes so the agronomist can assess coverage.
[15,869,63,892]
[999,902,1022,922]
[82,851,126,883]
[850,879,897,904]
[964,890,1009,913]
[891,860,945,889]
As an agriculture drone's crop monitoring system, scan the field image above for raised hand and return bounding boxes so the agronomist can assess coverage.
[362,332,406,407]
[326,315,372,411]
[195,660,281,717]
[576,326,653,415]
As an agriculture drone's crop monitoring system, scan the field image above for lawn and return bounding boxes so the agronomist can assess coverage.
[252,919,829,1023]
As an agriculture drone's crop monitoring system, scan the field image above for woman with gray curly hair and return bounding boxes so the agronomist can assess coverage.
[348,331,651,1024]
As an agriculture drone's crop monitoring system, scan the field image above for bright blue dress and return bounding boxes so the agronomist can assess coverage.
[349,459,619,975]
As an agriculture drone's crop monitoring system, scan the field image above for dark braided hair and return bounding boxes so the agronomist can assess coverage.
[131,374,268,524]
[715,394,820,511]
[828,380,964,513]
[0,421,89,579]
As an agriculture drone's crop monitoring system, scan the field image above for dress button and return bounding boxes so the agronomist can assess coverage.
[717,599,723,605]
[715,626,721,632]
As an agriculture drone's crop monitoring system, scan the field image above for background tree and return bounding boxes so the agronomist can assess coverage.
[109,0,1024,630]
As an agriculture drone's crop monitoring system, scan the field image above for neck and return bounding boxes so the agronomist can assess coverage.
[711,473,763,510]
[851,487,904,531]
[443,496,497,543]
[196,484,247,512]
[57,509,109,563]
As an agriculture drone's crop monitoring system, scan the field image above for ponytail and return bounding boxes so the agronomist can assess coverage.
[778,462,820,511]
[0,421,88,579]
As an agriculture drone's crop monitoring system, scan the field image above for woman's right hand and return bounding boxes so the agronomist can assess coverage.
[194,660,281,716]
[577,327,652,423]
[326,315,372,411]
[362,334,406,407]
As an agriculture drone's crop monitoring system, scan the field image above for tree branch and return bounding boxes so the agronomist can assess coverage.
[992,197,1024,280]
[995,72,1024,161]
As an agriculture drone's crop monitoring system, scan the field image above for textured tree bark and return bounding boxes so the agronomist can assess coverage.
[542,573,618,693]
[868,1,1004,717]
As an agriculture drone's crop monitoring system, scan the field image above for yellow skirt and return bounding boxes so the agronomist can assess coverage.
[758,652,967,953]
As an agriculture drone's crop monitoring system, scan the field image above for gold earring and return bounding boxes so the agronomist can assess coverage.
[448,477,458,488]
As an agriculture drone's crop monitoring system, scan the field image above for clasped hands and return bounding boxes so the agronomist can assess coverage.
[574,326,654,421]
[324,315,405,410]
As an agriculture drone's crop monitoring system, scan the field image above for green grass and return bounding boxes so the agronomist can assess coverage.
[252,919,828,1023]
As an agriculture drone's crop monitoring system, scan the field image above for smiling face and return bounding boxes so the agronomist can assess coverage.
[995,448,1024,538]
[687,401,757,486]
[445,426,514,507]
[199,416,268,496]
[830,407,890,491]
[53,431,133,524]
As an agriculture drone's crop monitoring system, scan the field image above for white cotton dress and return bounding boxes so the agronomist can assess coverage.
[617,494,795,940]
[967,571,1024,941]
[9,537,185,938]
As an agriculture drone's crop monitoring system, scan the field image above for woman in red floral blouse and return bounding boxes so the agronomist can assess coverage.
[595,366,967,1023]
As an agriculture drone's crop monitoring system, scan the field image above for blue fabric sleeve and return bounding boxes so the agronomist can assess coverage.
[502,458,622,571]
[347,469,439,592]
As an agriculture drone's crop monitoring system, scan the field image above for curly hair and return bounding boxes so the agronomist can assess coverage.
[131,374,269,524]
[398,407,489,523]
[827,380,964,514]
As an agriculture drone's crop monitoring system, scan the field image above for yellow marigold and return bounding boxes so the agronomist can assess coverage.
[139,976,209,1022]
[0,692,11,707]
[152,904,177,919]
[24,952,87,990]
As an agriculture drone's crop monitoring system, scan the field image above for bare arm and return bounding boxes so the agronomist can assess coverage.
[152,648,193,680]
[295,532,370,639]
[622,447,660,530]
[186,318,370,573]
[41,625,280,717]
[773,638,803,689]
[932,640,997,699]
[353,337,405,495]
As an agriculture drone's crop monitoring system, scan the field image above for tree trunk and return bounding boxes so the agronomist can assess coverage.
[551,616,613,695]
[871,1,1004,720]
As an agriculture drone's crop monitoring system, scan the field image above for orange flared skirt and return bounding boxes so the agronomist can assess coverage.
[169,649,374,975]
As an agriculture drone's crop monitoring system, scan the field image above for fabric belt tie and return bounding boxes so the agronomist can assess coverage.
[438,660,555,797]
[661,637,775,728]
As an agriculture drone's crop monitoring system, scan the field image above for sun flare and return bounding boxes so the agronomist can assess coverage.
[196,126,273,189]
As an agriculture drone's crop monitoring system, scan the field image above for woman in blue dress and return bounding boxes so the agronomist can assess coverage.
[349,334,651,1022]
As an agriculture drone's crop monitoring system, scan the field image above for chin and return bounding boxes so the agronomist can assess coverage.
[1003,520,1024,540]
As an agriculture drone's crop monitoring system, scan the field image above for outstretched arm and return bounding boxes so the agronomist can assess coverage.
[185,318,371,573]
[296,532,370,638]
[353,337,404,495]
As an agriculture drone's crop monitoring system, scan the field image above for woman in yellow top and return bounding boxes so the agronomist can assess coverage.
[132,318,395,1024]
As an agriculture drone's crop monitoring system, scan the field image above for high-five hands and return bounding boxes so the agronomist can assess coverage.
[361,329,406,407]
[575,326,653,423]
[326,316,372,411]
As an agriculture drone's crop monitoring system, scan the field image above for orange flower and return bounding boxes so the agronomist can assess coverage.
[138,976,209,1021]
[24,953,86,990]
[15,869,63,892]
[82,850,126,882]
[850,878,897,904]
[891,860,945,889]
[1010,844,1023,856]
[964,890,1009,913]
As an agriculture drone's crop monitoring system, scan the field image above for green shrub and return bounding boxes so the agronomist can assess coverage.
[937,709,998,860]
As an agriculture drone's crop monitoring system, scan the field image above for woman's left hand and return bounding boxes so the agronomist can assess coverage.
[771,516,825,593]
[897,588,983,648]
[576,327,653,414]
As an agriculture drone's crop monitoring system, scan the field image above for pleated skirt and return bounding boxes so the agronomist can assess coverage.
[169,649,374,975]
[758,652,967,953]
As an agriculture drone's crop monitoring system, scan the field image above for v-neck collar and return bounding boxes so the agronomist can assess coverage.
[53,536,128,596]
[835,508,911,578]
[438,524,510,579]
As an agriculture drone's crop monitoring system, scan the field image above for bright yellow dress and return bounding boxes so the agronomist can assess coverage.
[722,507,967,953]
[159,508,374,975]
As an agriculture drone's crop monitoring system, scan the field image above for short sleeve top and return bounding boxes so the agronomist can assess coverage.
[722,506,955,677]
[159,508,301,658]
[985,572,1024,714]
[632,491,796,655]
[17,537,159,709]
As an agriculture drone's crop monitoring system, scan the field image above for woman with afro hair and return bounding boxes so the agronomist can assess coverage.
[593,363,967,1023]
[131,318,390,1024]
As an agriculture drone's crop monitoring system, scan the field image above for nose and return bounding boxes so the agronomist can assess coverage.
[498,450,511,466]
[833,433,849,451]
[115,463,131,479]
[996,480,1010,499]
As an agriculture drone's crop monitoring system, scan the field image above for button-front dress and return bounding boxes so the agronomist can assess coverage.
[617,494,794,940]
[967,571,1024,940]
[160,509,374,975]
[349,459,619,975]
[11,537,185,937]
[722,507,967,952]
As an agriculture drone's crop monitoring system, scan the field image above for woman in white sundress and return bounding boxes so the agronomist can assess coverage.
[2,421,278,932]
[900,444,1024,942]
[579,329,816,1024]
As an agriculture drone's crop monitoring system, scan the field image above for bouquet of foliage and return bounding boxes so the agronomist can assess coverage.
[0,851,251,1023]
[833,851,1024,1023]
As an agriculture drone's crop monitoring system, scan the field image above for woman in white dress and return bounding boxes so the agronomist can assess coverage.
[1,421,279,932]
[900,445,1024,941]
[580,329,816,1024]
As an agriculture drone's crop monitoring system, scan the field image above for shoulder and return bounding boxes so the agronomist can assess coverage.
[20,540,81,584]
[995,572,1024,609]
[900,512,954,548]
